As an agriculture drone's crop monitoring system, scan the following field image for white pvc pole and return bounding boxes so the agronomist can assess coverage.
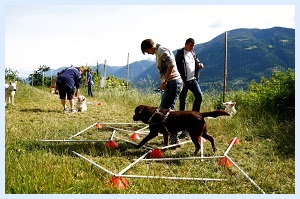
[41,139,109,142]
[106,126,136,133]
[118,174,227,182]
[70,122,98,138]
[118,150,152,175]
[109,130,116,141]
[225,155,266,194]
[115,137,153,150]
[72,151,116,176]
[224,137,237,156]
[142,156,225,162]
[135,125,149,132]
[98,122,143,125]
[159,140,192,150]
[201,137,204,162]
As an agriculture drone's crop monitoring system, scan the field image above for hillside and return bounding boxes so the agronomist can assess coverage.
[39,27,294,92]
[133,27,295,91]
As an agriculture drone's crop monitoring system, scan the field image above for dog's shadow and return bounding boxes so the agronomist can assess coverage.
[26,140,185,165]
[26,140,153,159]
[20,108,60,113]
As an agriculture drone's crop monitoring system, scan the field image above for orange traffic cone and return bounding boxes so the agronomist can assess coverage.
[218,157,233,167]
[129,133,140,140]
[109,177,128,189]
[94,123,103,129]
[106,141,118,149]
[228,138,241,145]
[198,137,206,142]
[150,149,163,158]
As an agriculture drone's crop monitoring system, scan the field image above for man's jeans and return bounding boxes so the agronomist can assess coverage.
[159,78,183,144]
[159,78,183,110]
[179,79,202,112]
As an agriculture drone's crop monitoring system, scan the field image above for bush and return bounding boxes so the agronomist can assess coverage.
[235,68,295,118]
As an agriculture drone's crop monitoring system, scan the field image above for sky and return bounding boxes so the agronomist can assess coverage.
[4,3,295,78]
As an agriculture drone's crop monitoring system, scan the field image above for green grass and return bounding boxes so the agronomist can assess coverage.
[5,83,295,194]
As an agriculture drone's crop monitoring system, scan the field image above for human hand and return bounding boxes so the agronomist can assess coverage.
[160,82,167,90]
[199,63,204,69]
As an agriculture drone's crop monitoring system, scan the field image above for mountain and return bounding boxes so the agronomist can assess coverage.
[43,60,155,81]
[112,59,154,81]
[44,64,123,78]
[133,27,295,91]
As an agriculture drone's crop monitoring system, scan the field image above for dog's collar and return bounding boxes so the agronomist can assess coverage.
[148,109,159,123]
[162,110,172,123]
[148,109,172,124]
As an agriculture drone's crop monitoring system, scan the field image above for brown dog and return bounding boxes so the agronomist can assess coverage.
[133,105,230,155]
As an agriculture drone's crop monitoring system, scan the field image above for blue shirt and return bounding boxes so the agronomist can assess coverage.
[87,72,93,84]
[57,67,82,89]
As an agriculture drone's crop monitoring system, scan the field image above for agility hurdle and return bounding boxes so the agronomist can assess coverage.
[42,123,265,193]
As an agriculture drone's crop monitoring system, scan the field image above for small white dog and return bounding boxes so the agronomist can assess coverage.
[222,101,237,116]
[5,81,17,106]
[76,95,87,112]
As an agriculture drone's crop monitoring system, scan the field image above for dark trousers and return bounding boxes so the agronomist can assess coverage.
[88,83,93,97]
[179,79,202,112]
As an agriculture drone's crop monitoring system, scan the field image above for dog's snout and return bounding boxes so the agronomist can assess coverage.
[133,115,139,121]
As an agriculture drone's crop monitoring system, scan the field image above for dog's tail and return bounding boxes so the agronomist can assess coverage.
[201,110,230,118]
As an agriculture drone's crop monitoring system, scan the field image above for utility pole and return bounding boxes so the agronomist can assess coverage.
[126,53,129,89]
[223,31,228,103]
[97,57,99,77]
[104,59,107,80]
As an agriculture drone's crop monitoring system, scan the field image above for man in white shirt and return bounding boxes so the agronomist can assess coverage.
[175,38,204,138]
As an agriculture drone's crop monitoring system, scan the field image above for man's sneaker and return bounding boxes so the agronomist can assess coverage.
[63,108,69,113]
[70,109,77,113]
[170,134,179,145]
[179,130,190,139]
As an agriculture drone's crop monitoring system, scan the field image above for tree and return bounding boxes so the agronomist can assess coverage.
[5,68,20,82]
[27,65,51,86]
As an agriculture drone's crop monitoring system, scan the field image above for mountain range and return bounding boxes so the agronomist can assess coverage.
[45,26,295,91]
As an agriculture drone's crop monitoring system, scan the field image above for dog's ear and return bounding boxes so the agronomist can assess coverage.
[137,105,144,114]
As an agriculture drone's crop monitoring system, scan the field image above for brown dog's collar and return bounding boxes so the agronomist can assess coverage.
[162,110,172,123]
[148,108,159,123]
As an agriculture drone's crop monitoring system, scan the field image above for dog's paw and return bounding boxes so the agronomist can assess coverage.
[213,146,218,152]
[193,149,200,155]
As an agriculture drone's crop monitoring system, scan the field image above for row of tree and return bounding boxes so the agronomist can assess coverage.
[5,65,129,90]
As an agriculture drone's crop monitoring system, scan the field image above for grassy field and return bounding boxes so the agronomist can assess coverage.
[5,83,295,194]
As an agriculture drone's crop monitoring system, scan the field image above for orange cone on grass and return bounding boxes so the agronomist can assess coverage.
[198,137,206,142]
[150,148,163,158]
[106,141,119,149]
[228,138,241,145]
[129,132,140,140]
[94,123,103,129]
[109,177,128,189]
[218,157,233,167]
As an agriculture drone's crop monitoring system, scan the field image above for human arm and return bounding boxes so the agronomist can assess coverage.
[160,65,174,90]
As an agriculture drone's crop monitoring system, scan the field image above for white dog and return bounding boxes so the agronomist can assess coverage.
[76,95,87,112]
[5,81,17,106]
[222,101,237,116]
